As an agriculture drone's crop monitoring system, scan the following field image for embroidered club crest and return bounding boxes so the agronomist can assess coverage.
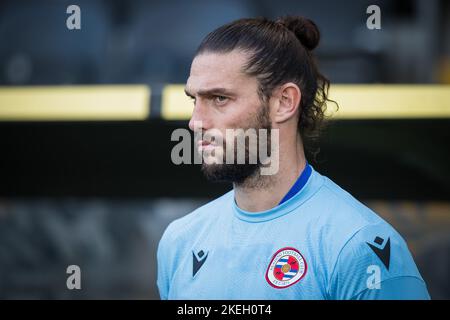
[265,247,307,289]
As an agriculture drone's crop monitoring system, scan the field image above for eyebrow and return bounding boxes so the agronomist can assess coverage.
[184,87,235,98]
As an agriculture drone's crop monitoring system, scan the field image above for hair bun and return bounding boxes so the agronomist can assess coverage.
[276,16,320,51]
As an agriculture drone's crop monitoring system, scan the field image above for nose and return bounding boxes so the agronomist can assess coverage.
[189,100,210,132]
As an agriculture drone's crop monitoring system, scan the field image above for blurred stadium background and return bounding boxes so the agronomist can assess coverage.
[0,0,449,299]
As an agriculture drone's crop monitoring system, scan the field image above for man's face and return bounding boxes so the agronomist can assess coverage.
[185,50,272,184]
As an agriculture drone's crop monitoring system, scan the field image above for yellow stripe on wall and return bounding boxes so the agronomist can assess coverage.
[328,85,450,119]
[161,84,192,120]
[0,85,150,121]
[161,84,450,120]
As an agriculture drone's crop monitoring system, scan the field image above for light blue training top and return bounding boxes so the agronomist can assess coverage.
[157,165,430,299]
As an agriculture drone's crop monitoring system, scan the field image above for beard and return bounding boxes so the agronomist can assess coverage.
[200,103,272,185]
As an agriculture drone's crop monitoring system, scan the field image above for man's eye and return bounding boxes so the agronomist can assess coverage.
[214,96,228,105]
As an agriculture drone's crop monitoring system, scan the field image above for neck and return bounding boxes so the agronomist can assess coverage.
[234,138,307,212]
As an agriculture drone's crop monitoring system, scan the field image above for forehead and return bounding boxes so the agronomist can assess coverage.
[186,50,255,93]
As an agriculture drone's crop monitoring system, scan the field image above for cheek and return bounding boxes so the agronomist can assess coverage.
[221,98,261,130]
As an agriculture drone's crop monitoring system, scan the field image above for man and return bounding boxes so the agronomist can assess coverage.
[157,16,430,299]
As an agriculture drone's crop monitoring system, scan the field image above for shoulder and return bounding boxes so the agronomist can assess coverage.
[312,176,426,298]
[304,168,388,230]
[320,175,384,225]
[328,221,427,299]
[157,190,234,280]
[159,190,233,248]
[318,173,415,258]
[308,171,422,269]
[306,171,396,257]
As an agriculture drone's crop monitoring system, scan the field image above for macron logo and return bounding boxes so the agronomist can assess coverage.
[193,250,208,277]
[367,236,391,270]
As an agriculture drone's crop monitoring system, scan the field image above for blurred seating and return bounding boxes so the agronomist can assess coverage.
[0,0,111,85]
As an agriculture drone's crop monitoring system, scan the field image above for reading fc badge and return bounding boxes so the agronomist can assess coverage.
[265,247,307,289]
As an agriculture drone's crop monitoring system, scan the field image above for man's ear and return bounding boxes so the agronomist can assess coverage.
[272,83,301,124]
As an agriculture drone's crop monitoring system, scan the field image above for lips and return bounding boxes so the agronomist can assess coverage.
[197,140,217,151]
[198,140,211,146]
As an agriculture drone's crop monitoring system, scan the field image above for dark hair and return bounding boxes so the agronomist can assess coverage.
[196,16,336,160]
